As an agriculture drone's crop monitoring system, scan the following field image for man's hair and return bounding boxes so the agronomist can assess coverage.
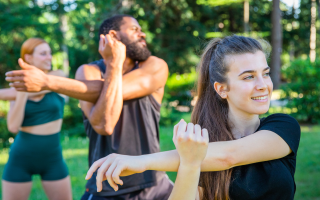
[99,14,134,36]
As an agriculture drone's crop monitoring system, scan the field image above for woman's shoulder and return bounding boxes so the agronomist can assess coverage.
[259,113,300,139]
[260,113,298,126]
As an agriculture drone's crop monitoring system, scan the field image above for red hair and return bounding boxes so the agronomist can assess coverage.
[20,38,47,64]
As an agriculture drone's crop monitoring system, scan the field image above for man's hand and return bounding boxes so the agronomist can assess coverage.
[99,34,126,65]
[85,154,147,192]
[5,58,48,92]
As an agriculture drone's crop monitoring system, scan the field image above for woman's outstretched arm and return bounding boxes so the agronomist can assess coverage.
[86,119,294,191]
[0,88,17,101]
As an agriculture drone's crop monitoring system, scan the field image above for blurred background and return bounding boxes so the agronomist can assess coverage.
[0,0,320,199]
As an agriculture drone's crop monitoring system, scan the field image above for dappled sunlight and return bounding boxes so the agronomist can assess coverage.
[0,149,9,164]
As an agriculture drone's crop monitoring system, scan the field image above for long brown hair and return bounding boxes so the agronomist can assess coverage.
[20,38,47,64]
[191,35,270,200]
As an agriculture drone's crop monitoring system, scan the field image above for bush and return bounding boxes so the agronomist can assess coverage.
[159,69,197,126]
[281,58,320,123]
[61,98,86,137]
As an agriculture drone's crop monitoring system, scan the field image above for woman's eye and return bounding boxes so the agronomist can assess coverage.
[244,75,254,80]
[264,72,270,77]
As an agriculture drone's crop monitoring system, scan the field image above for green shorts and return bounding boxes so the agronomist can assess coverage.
[2,131,69,182]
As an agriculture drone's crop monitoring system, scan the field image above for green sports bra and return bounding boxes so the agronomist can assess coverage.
[21,92,65,127]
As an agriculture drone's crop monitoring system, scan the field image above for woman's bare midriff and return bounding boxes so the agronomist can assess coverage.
[20,119,62,135]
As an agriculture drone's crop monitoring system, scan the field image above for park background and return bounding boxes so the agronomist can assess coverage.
[0,0,320,199]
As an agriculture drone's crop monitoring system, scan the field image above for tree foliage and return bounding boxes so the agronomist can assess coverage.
[0,0,318,86]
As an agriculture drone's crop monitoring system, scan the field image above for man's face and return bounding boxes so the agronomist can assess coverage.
[118,17,151,61]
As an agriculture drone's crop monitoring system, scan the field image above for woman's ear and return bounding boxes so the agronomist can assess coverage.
[214,81,228,99]
[24,54,32,64]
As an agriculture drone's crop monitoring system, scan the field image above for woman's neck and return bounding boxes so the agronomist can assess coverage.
[228,108,260,139]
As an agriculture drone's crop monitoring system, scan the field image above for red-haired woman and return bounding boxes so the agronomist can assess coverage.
[1,38,72,200]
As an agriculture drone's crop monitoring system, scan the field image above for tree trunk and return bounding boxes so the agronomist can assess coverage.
[59,0,69,76]
[310,0,316,62]
[244,0,249,33]
[271,0,282,89]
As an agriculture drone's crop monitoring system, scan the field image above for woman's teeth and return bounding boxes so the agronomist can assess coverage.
[252,96,267,100]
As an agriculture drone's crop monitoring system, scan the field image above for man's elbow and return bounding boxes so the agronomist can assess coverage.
[92,125,114,136]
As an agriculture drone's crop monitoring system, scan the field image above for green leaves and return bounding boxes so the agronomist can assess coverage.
[281,59,320,123]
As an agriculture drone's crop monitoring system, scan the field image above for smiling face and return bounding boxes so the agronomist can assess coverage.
[117,17,151,61]
[218,51,273,117]
[25,43,52,72]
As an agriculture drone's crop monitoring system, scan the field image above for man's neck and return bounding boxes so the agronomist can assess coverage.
[122,58,136,75]
[104,57,136,75]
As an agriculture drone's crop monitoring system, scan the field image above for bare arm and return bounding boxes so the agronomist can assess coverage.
[168,122,208,200]
[6,55,168,104]
[146,129,291,172]
[77,33,167,135]
[0,88,17,101]
[86,122,293,191]
[7,92,29,133]
[5,59,102,103]
[77,57,168,135]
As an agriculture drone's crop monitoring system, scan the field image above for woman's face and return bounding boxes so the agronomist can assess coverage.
[25,43,52,71]
[224,51,273,116]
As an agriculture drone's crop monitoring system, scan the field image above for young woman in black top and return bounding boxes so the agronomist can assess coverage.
[86,35,300,200]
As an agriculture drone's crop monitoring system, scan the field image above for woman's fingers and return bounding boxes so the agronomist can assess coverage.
[95,158,113,192]
[111,165,125,186]
[86,158,106,180]
[173,124,178,140]
[187,123,195,139]
[202,128,209,143]
[177,120,187,137]
[105,161,119,191]
[195,124,202,141]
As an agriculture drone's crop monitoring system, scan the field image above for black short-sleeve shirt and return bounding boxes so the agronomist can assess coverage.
[229,114,301,200]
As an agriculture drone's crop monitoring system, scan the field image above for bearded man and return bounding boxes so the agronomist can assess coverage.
[6,15,173,200]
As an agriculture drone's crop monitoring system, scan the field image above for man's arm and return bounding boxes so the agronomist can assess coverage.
[76,62,122,135]
[6,55,168,104]
[122,56,168,103]
[5,59,103,103]
[1,70,67,101]
[77,58,168,135]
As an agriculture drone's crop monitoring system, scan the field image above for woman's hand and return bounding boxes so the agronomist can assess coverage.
[85,153,148,192]
[173,120,209,167]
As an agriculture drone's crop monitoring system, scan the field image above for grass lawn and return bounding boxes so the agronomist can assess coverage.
[0,115,319,199]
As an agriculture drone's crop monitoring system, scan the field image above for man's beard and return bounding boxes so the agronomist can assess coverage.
[120,36,151,62]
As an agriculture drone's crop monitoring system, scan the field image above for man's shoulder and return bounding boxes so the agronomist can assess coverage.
[75,63,102,80]
[139,56,168,72]
[142,56,167,65]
